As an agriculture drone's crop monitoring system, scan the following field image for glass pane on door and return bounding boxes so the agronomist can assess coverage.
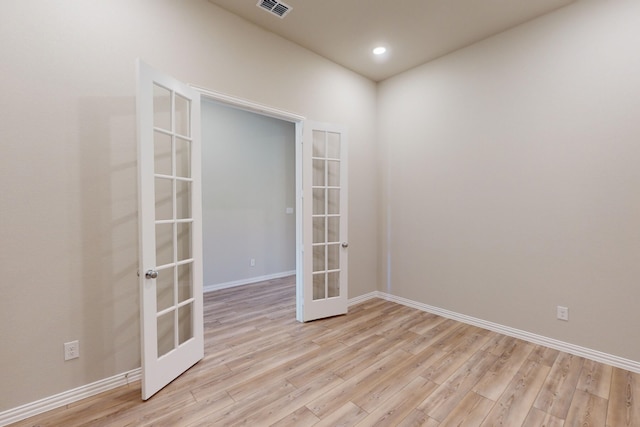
[313,131,325,157]
[313,159,325,186]
[156,267,174,312]
[176,181,191,219]
[327,160,340,187]
[313,246,325,272]
[328,272,340,298]
[313,273,325,299]
[327,132,340,159]
[313,217,325,244]
[327,244,339,270]
[313,189,325,215]
[174,94,191,138]
[328,217,339,243]
[151,77,196,357]
[178,304,193,345]
[155,223,173,267]
[155,178,173,221]
[153,84,171,131]
[157,311,175,358]
[178,263,193,302]
[327,189,340,215]
[176,138,191,178]
[154,131,172,176]
[311,130,342,301]
[177,222,192,261]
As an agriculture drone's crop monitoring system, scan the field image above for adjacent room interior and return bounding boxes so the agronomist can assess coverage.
[201,100,296,292]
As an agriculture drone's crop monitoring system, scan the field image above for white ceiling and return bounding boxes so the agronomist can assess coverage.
[209,0,575,82]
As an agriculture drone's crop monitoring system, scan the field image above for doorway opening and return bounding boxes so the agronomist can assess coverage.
[192,84,349,324]
[200,99,296,295]
[193,87,305,320]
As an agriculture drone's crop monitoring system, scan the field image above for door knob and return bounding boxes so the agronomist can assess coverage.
[145,270,158,279]
[341,242,349,248]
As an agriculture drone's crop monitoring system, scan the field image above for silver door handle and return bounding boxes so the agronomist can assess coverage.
[145,270,158,279]
[341,242,349,248]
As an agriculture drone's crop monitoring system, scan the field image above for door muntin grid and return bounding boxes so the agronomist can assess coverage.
[311,130,342,300]
[152,83,195,358]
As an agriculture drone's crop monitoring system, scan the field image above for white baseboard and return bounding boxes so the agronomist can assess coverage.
[0,368,141,427]
[348,291,379,306]
[203,270,296,293]
[7,289,638,426]
[2,272,295,425]
[370,291,640,374]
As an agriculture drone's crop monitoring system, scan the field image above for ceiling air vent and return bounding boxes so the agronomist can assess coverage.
[257,0,292,18]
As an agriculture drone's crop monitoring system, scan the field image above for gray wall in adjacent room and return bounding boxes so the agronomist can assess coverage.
[201,100,296,287]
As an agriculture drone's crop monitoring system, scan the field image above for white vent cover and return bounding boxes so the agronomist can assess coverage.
[257,0,292,18]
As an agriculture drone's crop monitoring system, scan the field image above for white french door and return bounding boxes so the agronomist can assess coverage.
[301,121,348,322]
[136,60,204,400]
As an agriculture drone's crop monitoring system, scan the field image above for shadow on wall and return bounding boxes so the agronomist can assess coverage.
[78,96,141,380]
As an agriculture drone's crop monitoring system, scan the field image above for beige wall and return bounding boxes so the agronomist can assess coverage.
[5,0,639,415]
[201,100,296,286]
[378,0,640,362]
[0,0,378,411]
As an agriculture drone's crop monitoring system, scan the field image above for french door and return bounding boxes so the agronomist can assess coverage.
[136,60,204,400]
[301,122,348,322]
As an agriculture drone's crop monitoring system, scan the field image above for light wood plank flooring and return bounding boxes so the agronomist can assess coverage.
[11,276,640,426]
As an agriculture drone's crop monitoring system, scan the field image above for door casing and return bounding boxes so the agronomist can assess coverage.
[190,86,308,321]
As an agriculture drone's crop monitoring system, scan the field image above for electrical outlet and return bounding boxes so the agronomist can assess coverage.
[250,258,256,267]
[557,306,569,321]
[64,340,80,360]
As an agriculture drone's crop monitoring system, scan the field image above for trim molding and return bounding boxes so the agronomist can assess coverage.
[203,270,296,293]
[6,290,639,426]
[371,291,640,374]
[191,85,305,123]
[348,291,379,306]
[0,369,141,427]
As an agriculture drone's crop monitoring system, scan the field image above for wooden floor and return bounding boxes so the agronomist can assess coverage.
[12,276,640,426]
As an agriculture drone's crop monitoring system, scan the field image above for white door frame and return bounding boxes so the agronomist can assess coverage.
[190,85,308,322]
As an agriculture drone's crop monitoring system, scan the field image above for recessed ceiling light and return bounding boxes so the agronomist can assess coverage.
[373,46,387,55]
